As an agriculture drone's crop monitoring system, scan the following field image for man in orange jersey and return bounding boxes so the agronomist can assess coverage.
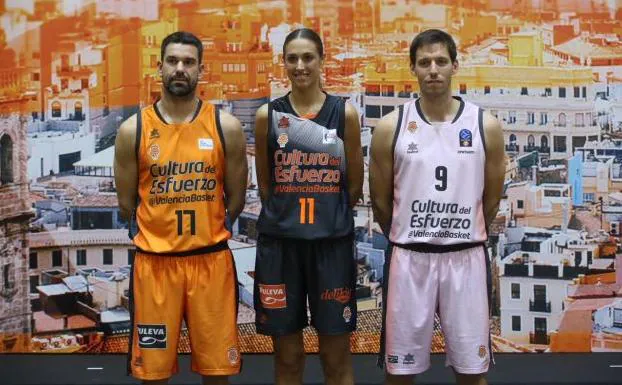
[114,31,248,385]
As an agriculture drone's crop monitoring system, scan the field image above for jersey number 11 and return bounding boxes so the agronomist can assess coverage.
[299,197,315,224]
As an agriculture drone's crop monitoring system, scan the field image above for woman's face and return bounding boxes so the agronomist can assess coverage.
[283,37,323,90]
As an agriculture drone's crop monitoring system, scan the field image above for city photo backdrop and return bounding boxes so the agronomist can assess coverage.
[0,0,621,355]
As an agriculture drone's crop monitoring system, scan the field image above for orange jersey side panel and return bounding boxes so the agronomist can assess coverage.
[132,102,230,253]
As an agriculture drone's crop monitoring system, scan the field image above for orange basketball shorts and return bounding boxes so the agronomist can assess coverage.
[127,245,241,380]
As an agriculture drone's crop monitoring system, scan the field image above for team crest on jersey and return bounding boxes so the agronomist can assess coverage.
[278,116,290,129]
[149,144,160,160]
[459,129,472,147]
[149,128,160,139]
[407,121,417,133]
[277,133,289,148]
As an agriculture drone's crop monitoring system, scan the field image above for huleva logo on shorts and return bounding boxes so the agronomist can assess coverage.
[259,284,287,309]
[137,324,167,349]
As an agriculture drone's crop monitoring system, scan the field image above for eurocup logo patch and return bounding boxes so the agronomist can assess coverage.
[459,129,472,147]
[137,324,167,349]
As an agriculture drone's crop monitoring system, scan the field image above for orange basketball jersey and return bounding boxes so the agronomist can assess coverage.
[131,101,231,254]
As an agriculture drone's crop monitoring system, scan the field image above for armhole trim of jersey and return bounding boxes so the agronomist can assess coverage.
[478,107,486,154]
[215,108,226,157]
[391,105,404,161]
[338,97,346,140]
[135,109,142,163]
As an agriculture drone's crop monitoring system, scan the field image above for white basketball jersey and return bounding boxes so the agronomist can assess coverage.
[389,97,488,245]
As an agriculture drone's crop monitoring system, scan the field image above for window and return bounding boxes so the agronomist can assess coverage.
[521,87,528,95]
[365,105,381,118]
[575,113,584,127]
[103,249,113,265]
[559,87,566,98]
[508,111,516,124]
[574,87,580,98]
[0,134,14,184]
[509,134,517,145]
[459,84,467,94]
[511,283,520,299]
[51,101,61,118]
[381,105,394,116]
[381,85,394,97]
[517,200,524,209]
[544,87,552,96]
[558,113,566,126]
[541,135,548,149]
[584,193,595,202]
[32,72,40,81]
[512,315,521,331]
[484,86,490,94]
[554,136,566,152]
[75,101,83,120]
[527,112,535,125]
[582,86,586,98]
[539,112,548,125]
[77,249,87,266]
[30,275,39,294]
[29,252,38,269]
[52,250,62,267]
[128,249,136,265]
[527,135,535,147]
[587,251,593,265]
[81,79,88,90]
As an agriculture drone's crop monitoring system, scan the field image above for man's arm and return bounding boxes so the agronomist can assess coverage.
[254,104,270,203]
[221,111,248,224]
[369,110,398,236]
[114,115,138,222]
[482,111,506,230]
[344,102,363,206]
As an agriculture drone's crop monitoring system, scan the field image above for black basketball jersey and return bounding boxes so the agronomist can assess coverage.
[256,92,354,239]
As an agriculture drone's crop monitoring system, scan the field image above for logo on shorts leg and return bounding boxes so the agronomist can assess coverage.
[258,284,287,309]
[137,324,167,349]
[403,353,415,365]
[343,306,352,323]
[478,345,487,359]
[387,354,399,364]
[321,287,352,304]
[227,347,240,365]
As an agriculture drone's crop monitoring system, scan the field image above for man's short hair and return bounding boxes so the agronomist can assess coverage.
[409,29,457,66]
[161,31,203,63]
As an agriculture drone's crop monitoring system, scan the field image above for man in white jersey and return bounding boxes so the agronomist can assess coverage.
[369,29,505,385]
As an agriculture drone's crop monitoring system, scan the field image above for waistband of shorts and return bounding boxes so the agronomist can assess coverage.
[392,242,485,254]
[136,240,229,257]
[258,232,354,242]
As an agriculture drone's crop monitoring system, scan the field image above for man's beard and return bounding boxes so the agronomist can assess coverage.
[164,76,198,97]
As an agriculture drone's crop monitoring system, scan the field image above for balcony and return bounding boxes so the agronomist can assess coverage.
[529,332,550,345]
[523,145,551,154]
[506,144,519,153]
[56,65,92,78]
[529,299,552,313]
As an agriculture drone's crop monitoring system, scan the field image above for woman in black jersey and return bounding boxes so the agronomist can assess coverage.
[253,28,363,385]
